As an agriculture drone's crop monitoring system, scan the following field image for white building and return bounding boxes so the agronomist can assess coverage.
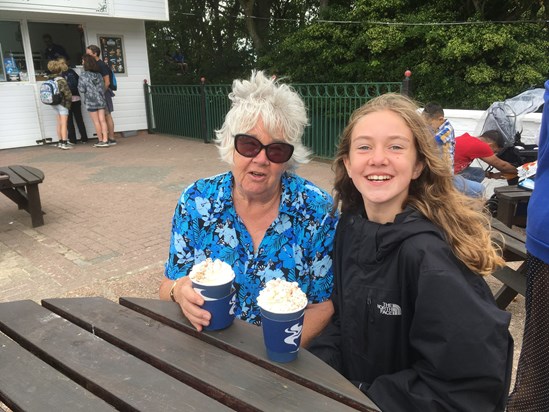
[0,0,169,149]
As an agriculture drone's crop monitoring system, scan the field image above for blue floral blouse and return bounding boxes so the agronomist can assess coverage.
[165,171,338,325]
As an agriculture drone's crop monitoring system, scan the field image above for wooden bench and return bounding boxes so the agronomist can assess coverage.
[490,218,527,309]
[0,165,45,228]
[494,185,531,228]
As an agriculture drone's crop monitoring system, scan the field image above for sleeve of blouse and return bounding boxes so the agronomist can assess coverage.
[164,186,197,280]
[307,207,339,303]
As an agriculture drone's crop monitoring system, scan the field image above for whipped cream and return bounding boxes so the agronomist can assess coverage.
[189,258,235,285]
[257,278,308,313]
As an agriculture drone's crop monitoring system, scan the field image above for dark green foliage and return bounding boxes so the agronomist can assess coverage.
[147,0,549,108]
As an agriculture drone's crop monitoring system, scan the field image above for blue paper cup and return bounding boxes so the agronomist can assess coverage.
[192,276,234,299]
[260,307,305,363]
[202,288,237,331]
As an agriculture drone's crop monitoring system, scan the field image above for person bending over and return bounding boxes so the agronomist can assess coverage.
[454,130,517,183]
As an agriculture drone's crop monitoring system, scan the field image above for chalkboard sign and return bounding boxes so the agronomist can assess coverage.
[98,35,125,74]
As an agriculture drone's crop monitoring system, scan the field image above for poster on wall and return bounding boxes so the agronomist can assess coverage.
[98,35,126,75]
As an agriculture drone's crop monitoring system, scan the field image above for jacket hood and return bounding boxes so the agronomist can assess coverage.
[343,207,445,264]
[90,72,102,86]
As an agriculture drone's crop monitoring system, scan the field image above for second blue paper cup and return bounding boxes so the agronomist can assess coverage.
[260,307,305,363]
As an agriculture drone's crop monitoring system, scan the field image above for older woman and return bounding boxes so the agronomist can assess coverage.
[160,71,338,347]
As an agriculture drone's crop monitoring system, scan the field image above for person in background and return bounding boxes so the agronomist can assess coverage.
[86,45,116,146]
[159,71,338,347]
[46,59,72,150]
[507,80,549,412]
[78,55,109,148]
[422,102,487,197]
[422,102,455,171]
[62,59,88,144]
[172,49,188,73]
[309,93,513,411]
[43,34,69,62]
[454,130,517,182]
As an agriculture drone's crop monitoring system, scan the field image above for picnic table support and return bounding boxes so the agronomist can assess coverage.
[492,262,527,310]
[0,165,45,228]
[490,218,527,309]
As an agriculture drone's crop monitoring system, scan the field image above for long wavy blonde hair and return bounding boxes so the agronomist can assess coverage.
[333,93,504,276]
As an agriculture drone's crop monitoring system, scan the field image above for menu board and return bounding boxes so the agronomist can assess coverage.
[98,35,125,74]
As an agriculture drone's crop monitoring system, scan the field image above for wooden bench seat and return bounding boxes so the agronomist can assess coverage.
[0,332,115,411]
[490,218,527,309]
[0,165,45,228]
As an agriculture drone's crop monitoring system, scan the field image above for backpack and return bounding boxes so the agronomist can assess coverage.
[64,69,79,96]
[108,68,117,91]
[39,77,63,105]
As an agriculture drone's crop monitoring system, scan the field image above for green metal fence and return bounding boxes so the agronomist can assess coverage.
[144,80,403,159]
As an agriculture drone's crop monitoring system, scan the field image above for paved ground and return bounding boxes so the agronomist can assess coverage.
[0,132,524,388]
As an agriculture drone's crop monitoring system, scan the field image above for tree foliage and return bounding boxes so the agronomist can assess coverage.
[147,0,549,108]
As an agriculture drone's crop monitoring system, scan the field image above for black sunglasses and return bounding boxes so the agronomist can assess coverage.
[234,134,294,164]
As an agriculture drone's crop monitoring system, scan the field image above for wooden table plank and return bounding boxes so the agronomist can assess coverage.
[119,297,380,412]
[0,167,25,186]
[0,300,231,412]
[490,218,528,308]
[491,219,527,261]
[8,165,44,184]
[43,297,373,412]
[0,165,46,227]
[0,332,116,412]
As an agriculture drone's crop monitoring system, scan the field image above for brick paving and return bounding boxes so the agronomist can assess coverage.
[0,132,334,303]
[0,131,524,388]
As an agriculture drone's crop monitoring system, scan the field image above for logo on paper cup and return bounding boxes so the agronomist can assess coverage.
[283,322,302,347]
[229,293,237,315]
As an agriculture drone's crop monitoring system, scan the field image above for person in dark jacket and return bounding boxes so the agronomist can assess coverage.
[62,59,88,144]
[309,93,513,412]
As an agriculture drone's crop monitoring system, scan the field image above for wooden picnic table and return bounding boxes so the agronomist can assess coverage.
[0,296,380,412]
[0,165,45,227]
[490,218,527,309]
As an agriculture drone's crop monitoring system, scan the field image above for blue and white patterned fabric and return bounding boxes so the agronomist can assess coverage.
[435,119,456,173]
[165,171,338,325]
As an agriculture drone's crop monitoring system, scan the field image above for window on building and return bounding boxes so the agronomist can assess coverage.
[0,21,25,82]
[28,22,86,80]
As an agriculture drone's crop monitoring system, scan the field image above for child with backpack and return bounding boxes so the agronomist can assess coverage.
[43,59,73,150]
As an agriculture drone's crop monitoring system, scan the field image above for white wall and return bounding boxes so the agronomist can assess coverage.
[83,18,151,135]
[445,109,542,145]
[0,13,152,149]
[0,83,42,148]
[113,0,169,21]
[0,0,169,21]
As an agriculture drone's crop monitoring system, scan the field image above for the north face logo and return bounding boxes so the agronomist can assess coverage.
[377,302,402,316]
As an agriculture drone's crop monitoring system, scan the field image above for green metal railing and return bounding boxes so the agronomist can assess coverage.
[144,80,403,159]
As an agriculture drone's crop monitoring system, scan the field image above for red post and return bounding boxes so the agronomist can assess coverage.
[402,69,412,97]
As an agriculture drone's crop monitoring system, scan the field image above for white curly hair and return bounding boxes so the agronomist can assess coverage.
[214,70,311,170]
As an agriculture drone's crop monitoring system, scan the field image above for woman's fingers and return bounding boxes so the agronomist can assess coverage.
[177,277,211,330]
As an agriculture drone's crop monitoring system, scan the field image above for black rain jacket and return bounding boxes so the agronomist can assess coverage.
[309,207,513,412]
